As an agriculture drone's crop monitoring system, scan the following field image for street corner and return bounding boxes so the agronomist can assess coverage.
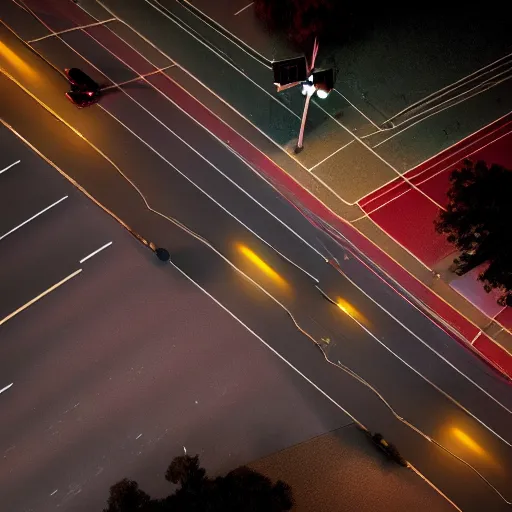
[310,139,397,206]
[279,106,352,167]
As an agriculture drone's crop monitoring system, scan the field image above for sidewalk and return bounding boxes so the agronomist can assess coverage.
[92,0,512,376]
[249,424,454,512]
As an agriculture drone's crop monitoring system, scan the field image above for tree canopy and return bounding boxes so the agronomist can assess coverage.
[254,0,342,47]
[435,159,512,306]
[103,455,294,512]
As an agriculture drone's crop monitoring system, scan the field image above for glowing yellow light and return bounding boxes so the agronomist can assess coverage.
[237,244,287,287]
[0,41,37,80]
[451,428,485,456]
[336,297,363,322]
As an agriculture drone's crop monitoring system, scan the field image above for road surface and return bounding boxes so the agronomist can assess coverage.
[1,1,512,510]
[0,123,352,511]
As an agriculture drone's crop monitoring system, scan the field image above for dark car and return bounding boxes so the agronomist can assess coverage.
[64,68,101,108]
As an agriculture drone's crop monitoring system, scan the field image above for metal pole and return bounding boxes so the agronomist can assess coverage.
[295,89,314,153]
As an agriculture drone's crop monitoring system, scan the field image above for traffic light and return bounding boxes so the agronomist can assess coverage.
[311,68,335,97]
[272,56,308,87]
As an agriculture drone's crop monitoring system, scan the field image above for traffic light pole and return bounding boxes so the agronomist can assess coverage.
[295,87,314,154]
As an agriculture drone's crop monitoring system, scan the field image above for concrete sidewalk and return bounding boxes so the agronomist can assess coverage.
[249,424,454,512]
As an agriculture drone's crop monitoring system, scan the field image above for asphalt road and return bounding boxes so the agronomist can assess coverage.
[1,1,512,510]
[0,123,352,511]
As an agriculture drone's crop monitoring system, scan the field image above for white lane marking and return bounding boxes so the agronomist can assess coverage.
[50,490,58,496]
[27,18,117,43]
[0,159,20,175]
[308,140,354,172]
[169,260,361,425]
[332,88,383,130]
[318,217,512,372]
[79,241,113,263]
[378,52,512,127]
[98,104,320,282]
[100,65,175,90]
[0,269,82,327]
[178,0,271,66]
[372,73,512,148]
[136,433,142,440]
[0,195,68,242]
[143,0,300,118]
[0,383,13,395]
[315,286,512,446]
[234,2,254,16]
[361,68,512,139]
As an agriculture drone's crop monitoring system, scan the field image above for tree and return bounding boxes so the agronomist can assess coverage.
[165,455,206,490]
[435,159,512,306]
[102,455,293,512]
[103,479,152,512]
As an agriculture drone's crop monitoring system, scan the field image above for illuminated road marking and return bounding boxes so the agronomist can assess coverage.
[27,18,117,44]
[79,241,112,263]
[0,195,67,242]
[308,140,354,172]
[0,383,13,395]
[234,2,254,16]
[0,159,20,175]
[0,269,82,327]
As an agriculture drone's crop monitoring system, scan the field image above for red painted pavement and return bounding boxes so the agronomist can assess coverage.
[21,0,512,378]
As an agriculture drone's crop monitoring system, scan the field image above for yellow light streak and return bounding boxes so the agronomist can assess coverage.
[451,427,485,457]
[0,41,37,80]
[336,297,365,324]
[237,244,287,287]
